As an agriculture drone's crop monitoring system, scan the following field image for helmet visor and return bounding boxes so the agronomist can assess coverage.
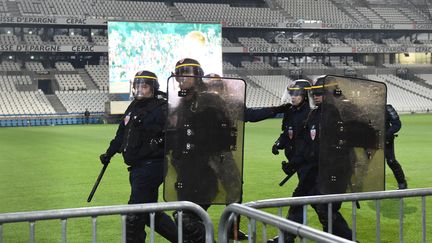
[288,88,305,97]
[175,64,202,76]
[132,76,156,99]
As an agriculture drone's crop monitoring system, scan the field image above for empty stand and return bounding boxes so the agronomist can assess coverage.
[0,90,55,115]
[23,34,43,44]
[55,62,75,71]
[241,61,274,70]
[85,65,109,91]
[373,7,411,23]
[0,33,19,44]
[55,90,112,113]
[92,35,107,46]
[15,0,172,21]
[175,2,287,23]
[55,74,86,91]
[367,74,432,112]
[276,0,354,23]
[247,75,292,98]
[415,74,432,86]
[25,61,46,72]
[0,61,21,71]
[222,61,237,71]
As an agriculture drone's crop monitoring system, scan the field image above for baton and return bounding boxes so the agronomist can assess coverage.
[279,172,295,186]
[279,161,296,186]
[87,164,108,202]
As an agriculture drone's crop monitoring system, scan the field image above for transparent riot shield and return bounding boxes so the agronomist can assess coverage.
[164,75,245,205]
[319,75,386,194]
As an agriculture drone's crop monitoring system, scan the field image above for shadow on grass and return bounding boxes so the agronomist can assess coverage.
[366,198,417,219]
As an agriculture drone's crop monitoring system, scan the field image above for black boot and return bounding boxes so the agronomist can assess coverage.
[398,181,408,189]
[228,229,248,240]
[267,235,295,243]
[227,213,248,240]
[154,212,178,243]
[388,160,407,189]
[126,214,146,243]
[173,211,206,243]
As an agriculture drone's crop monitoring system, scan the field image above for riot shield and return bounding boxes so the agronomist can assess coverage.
[319,75,386,194]
[164,75,245,205]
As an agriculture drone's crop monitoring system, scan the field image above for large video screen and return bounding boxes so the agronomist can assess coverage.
[108,21,222,94]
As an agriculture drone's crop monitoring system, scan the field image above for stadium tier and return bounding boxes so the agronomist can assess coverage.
[0,0,432,123]
[1,1,432,242]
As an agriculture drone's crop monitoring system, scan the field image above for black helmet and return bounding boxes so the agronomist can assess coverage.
[204,73,226,93]
[287,79,311,97]
[175,58,204,77]
[174,58,206,95]
[132,70,159,99]
[311,75,325,96]
[281,79,311,107]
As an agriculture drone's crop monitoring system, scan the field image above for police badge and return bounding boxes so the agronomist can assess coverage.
[288,126,293,140]
[310,125,316,140]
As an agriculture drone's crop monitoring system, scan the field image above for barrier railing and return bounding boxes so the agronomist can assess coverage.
[218,203,355,243]
[242,188,432,242]
[0,201,214,243]
[1,189,430,242]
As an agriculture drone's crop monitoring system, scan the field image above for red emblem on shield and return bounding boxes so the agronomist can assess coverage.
[310,125,316,140]
[288,126,293,140]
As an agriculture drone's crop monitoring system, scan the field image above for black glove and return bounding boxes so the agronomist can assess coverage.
[281,161,296,176]
[274,103,292,114]
[99,153,111,165]
[272,144,279,155]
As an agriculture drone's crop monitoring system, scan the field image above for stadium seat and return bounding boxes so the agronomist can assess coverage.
[56,118,62,125]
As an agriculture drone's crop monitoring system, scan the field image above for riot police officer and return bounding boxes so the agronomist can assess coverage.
[205,73,290,240]
[167,58,230,243]
[269,77,352,243]
[272,79,311,160]
[385,104,407,189]
[99,70,177,243]
[268,80,311,243]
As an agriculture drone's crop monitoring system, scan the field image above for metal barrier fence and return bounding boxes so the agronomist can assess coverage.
[218,203,355,243]
[0,201,214,243]
[241,188,432,243]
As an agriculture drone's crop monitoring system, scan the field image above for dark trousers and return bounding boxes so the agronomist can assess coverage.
[127,161,177,243]
[286,172,352,241]
[385,138,406,184]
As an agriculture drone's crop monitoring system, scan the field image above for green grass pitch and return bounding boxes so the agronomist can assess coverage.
[0,114,431,242]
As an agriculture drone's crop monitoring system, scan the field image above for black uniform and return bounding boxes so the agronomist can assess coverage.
[276,102,310,161]
[385,104,407,189]
[104,98,177,243]
[245,106,283,122]
[280,104,353,242]
[171,92,233,203]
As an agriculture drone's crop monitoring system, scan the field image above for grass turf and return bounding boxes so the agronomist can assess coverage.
[0,114,431,242]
